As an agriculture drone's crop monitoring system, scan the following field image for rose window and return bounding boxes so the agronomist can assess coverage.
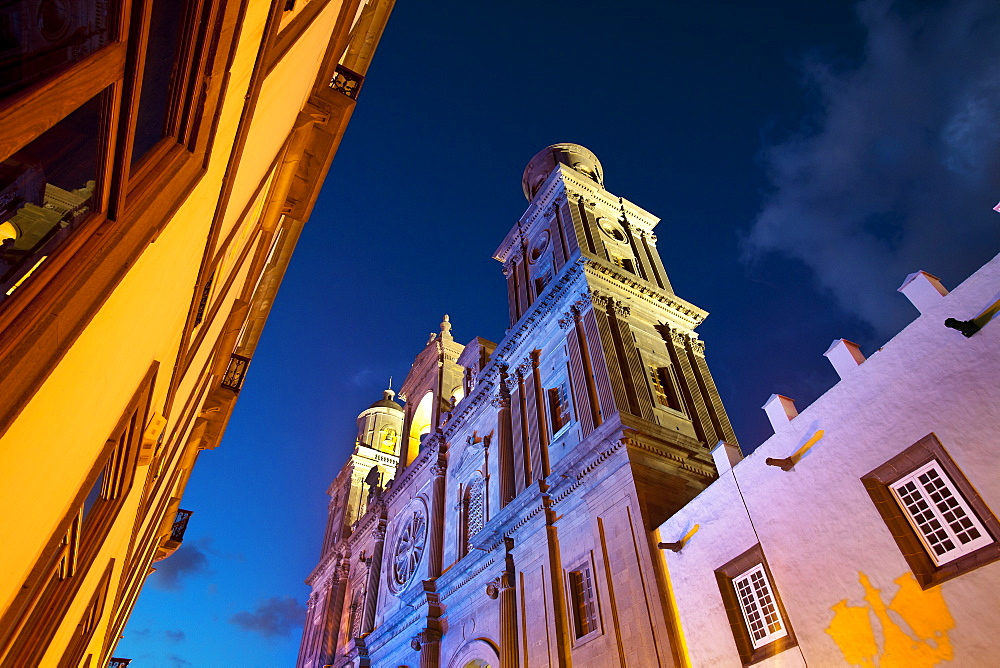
[392,509,427,588]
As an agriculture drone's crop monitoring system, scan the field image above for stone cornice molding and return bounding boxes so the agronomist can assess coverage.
[548,439,627,506]
[493,261,585,362]
[439,554,499,602]
[580,257,707,327]
[306,547,341,586]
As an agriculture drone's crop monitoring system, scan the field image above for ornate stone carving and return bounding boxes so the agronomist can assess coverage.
[610,300,630,319]
[558,313,574,329]
[690,338,706,355]
[580,289,607,309]
[668,328,689,345]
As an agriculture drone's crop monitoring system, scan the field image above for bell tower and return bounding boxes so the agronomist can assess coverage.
[493,143,738,514]
[319,387,403,550]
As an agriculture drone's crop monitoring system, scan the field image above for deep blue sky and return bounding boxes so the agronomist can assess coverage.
[119,1,999,664]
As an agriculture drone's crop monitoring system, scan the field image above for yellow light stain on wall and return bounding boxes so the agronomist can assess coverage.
[793,429,824,459]
[827,572,955,667]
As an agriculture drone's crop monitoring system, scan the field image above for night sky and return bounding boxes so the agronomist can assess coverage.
[118,1,999,665]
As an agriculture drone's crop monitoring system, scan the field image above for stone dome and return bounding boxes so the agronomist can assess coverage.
[521,143,604,200]
[365,388,403,412]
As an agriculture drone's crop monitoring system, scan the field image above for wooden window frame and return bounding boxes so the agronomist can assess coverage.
[566,557,601,645]
[0,0,243,440]
[861,433,1000,589]
[0,363,156,664]
[714,544,797,666]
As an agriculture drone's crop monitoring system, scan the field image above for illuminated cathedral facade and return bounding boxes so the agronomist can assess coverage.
[297,144,737,667]
[297,144,1000,667]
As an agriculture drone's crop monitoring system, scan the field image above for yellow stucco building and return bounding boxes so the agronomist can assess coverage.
[0,1,393,664]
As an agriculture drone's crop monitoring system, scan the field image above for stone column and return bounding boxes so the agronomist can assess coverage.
[529,349,550,477]
[412,581,444,668]
[320,559,350,665]
[488,536,519,668]
[361,521,386,635]
[493,387,516,507]
[428,454,447,578]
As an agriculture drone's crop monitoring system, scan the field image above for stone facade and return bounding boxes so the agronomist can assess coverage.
[298,143,738,667]
[655,256,1000,667]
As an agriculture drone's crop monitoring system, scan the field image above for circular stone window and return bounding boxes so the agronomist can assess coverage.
[597,217,627,243]
[391,504,428,591]
[528,230,550,263]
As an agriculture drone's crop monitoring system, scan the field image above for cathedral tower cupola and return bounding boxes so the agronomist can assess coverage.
[357,387,404,455]
[522,143,604,199]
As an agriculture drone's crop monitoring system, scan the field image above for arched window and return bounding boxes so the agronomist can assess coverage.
[407,390,435,463]
[462,475,485,556]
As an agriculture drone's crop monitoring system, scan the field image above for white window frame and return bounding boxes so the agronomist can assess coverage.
[890,460,993,566]
[732,563,788,650]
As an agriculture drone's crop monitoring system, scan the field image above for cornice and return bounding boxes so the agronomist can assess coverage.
[581,257,707,327]
[439,554,499,602]
[493,261,585,362]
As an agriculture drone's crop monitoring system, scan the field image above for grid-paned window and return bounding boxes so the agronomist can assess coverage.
[466,477,485,538]
[733,564,787,649]
[890,460,992,566]
[568,565,598,639]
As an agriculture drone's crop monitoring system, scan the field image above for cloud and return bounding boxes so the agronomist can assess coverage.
[230,596,307,638]
[164,629,186,643]
[745,0,1000,336]
[151,543,210,591]
[168,655,192,668]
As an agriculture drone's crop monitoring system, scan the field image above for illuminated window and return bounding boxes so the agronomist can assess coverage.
[862,434,999,588]
[380,426,398,451]
[715,545,796,664]
[610,253,634,274]
[548,384,571,434]
[649,365,686,413]
[568,564,599,640]
[649,366,669,406]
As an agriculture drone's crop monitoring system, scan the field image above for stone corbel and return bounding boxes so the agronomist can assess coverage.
[410,628,442,651]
